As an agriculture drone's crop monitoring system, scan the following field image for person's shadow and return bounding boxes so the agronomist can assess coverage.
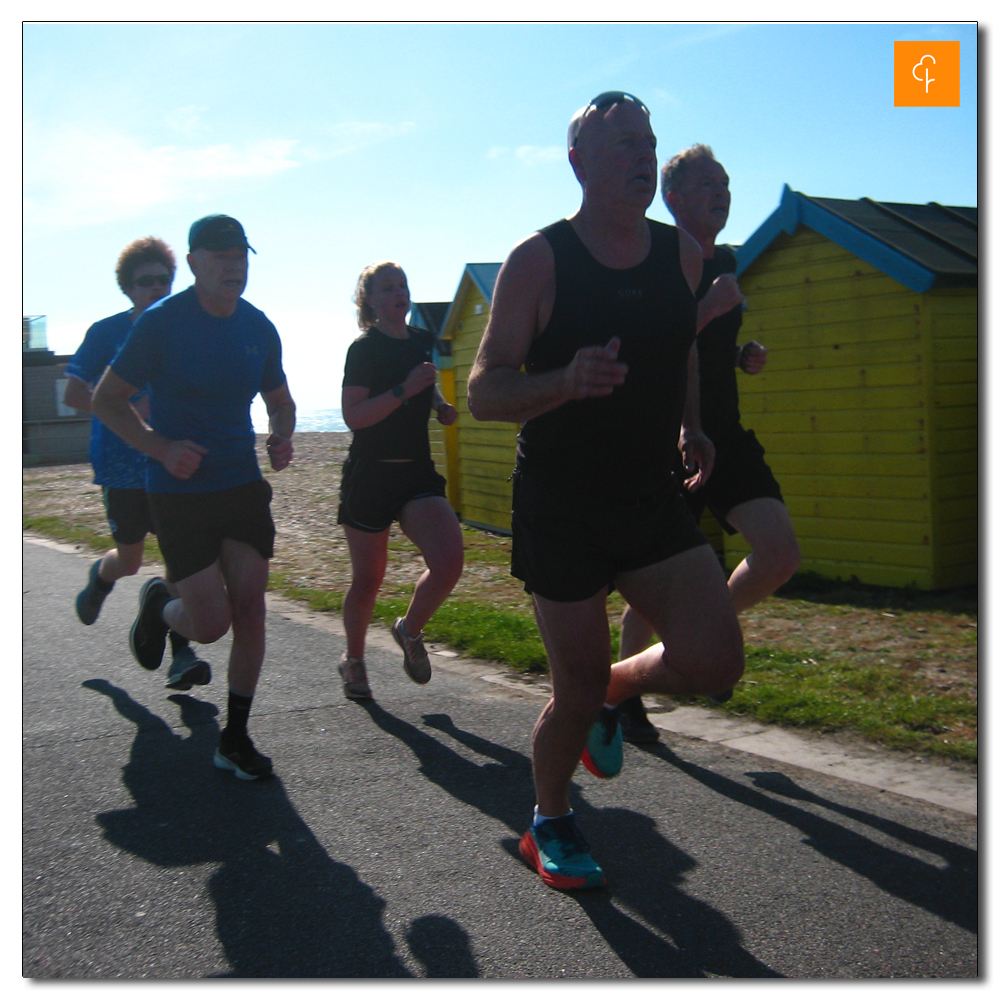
[636,741,977,934]
[364,704,780,977]
[83,679,478,977]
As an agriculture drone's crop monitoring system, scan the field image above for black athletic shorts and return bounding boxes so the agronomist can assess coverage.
[510,471,709,603]
[338,457,448,533]
[681,425,784,535]
[101,487,155,546]
[147,478,275,583]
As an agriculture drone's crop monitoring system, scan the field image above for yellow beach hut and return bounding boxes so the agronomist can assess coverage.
[733,186,977,589]
[427,263,514,533]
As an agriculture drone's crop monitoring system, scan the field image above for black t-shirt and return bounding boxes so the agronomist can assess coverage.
[696,245,743,442]
[342,325,436,462]
[516,218,697,499]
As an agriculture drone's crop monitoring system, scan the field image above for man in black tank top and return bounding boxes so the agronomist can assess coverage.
[468,94,744,891]
[618,146,802,745]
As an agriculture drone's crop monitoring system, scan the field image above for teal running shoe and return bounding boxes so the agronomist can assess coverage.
[581,705,623,779]
[519,815,606,890]
[75,559,112,625]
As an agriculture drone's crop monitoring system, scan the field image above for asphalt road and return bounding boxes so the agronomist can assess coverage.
[23,538,978,979]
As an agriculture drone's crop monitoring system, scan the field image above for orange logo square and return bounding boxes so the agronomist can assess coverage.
[894,41,960,107]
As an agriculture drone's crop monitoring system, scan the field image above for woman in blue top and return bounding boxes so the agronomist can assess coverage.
[64,236,211,691]
[337,262,464,700]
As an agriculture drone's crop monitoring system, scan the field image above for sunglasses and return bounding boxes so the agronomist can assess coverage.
[131,274,172,288]
[586,91,650,115]
[570,92,651,149]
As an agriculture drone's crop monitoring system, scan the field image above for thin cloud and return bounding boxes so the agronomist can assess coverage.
[24,124,300,229]
[487,145,563,165]
[164,105,209,137]
[515,145,564,165]
[24,118,417,230]
[304,120,417,159]
[660,23,748,51]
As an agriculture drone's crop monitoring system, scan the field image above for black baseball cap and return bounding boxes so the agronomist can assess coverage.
[188,214,256,253]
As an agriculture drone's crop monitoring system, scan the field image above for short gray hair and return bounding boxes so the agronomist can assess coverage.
[660,143,717,205]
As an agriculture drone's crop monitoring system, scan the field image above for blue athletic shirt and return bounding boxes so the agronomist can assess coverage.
[110,286,286,494]
[65,310,147,489]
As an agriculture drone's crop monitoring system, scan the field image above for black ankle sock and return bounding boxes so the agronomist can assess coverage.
[223,692,254,738]
[94,569,114,593]
[168,631,190,656]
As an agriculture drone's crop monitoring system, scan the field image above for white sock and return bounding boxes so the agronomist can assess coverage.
[533,806,573,827]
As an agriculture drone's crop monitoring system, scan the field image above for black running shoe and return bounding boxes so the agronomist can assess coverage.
[619,695,661,745]
[75,559,112,626]
[165,645,212,690]
[708,688,734,705]
[129,577,170,670]
[213,732,273,781]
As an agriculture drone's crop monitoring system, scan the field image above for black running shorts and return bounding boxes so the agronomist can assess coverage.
[510,472,709,603]
[681,426,784,535]
[338,457,448,533]
[101,487,155,546]
[147,478,276,583]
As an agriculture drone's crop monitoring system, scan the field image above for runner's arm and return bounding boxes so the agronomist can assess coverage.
[262,381,296,470]
[92,368,206,479]
[433,385,458,426]
[63,374,93,413]
[678,341,715,490]
[467,234,627,423]
[342,361,438,430]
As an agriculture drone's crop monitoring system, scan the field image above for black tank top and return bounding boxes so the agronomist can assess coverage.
[515,218,696,498]
[696,245,743,442]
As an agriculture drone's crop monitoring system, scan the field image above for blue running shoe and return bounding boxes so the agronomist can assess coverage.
[165,645,212,691]
[519,815,606,890]
[581,705,623,779]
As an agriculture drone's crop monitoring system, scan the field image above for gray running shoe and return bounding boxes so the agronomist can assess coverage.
[75,559,112,625]
[391,617,431,684]
[338,653,373,700]
[129,577,170,670]
[213,732,273,781]
[165,644,212,691]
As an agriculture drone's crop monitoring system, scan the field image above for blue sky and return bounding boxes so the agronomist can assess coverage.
[22,20,978,426]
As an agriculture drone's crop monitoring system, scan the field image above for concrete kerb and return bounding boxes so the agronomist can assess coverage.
[26,533,977,818]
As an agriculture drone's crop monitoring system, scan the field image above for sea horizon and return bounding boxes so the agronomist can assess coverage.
[254,408,348,434]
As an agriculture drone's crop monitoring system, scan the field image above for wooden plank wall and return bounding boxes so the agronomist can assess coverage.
[450,293,519,532]
[926,290,978,587]
[731,227,944,588]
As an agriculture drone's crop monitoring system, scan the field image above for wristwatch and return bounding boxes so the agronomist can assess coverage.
[392,384,405,400]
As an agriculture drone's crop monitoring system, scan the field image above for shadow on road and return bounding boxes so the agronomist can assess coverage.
[637,742,977,933]
[364,704,781,978]
[82,679,477,978]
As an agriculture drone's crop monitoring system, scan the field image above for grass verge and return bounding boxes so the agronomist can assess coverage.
[673,645,977,762]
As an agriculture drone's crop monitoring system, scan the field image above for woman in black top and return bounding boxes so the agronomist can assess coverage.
[337,261,463,700]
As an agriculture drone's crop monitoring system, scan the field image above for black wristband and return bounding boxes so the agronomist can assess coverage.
[392,384,405,401]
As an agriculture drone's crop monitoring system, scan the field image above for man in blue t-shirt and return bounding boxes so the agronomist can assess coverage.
[65,236,212,692]
[93,215,297,782]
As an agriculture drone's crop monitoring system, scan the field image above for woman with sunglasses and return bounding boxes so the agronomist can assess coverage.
[336,261,464,700]
[65,236,212,691]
